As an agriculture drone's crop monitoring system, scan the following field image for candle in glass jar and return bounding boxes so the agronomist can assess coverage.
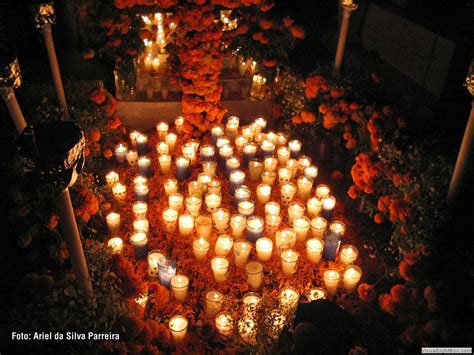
[246,216,264,242]
[176,156,191,181]
[166,133,177,151]
[248,159,263,181]
[195,215,212,238]
[256,183,271,204]
[112,182,127,203]
[286,159,299,178]
[323,269,341,297]
[265,214,282,237]
[107,237,123,254]
[343,265,362,292]
[280,249,299,275]
[234,240,252,266]
[215,235,234,256]
[278,168,292,185]
[256,237,273,261]
[182,143,196,164]
[138,156,151,177]
[163,208,179,233]
[260,140,275,158]
[266,131,277,143]
[126,150,138,167]
[171,275,189,302]
[134,183,149,201]
[306,238,324,264]
[133,201,148,217]
[275,228,297,252]
[254,117,267,132]
[114,143,128,163]
[297,176,313,200]
[158,257,177,287]
[241,125,254,141]
[197,173,211,193]
[265,201,281,216]
[219,145,233,165]
[212,208,230,234]
[315,184,331,199]
[288,202,305,224]
[261,171,277,185]
[130,231,148,259]
[246,261,263,288]
[175,116,184,134]
[230,214,247,238]
[133,217,149,233]
[193,236,210,261]
[303,165,318,180]
[280,183,297,206]
[207,179,221,194]
[264,156,278,172]
[321,195,336,220]
[211,126,224,144]
[169,315,188,343]
[188,180,203,197]
[169,192,184,211]
[242,291,261,315]
[237,199,255,218]
[148,249,165,277]
[276,132,288,147]
[234,185,251,206]
[156,141,169,155]
[339,245,358,265]
[216,137,230,150]
[288,139,302,158]
[105,171,119,187]
[129,130,140,146]
[279,286,300,312]
[307,197,323,217]
[268,310,286,340]
[229,170,245,193]
[211,256,229,283]
[164,178,178,195]
[215,312,234,336]
[225,156,240,176]
[136,134,148,156]
[156,122,169,140]
[330,220,346,236]
[293,216,310,242]
[243,142,257,165]
[235,135,248,152]
[199,144,215,161]
[158,154,172,174]
[178,214,194,236]
[205,290,224,316]
[298,155,312,170]
[310,217,327,239]
[106,212,121,234]
[185,195,202,217]
[277,146,291,166]
[307,287,327,301]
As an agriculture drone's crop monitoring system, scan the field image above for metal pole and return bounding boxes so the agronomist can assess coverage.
[333,3,358,75]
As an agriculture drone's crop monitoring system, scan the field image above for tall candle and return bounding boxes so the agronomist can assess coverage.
[192,236,210,261]
[219,145,233,165]
[195,215,212,238]
[297,176,313,200]
[293,216,310,242]
[138,156,151,177]
[254,117,267,132]
[212,208,230,235]
[182,143,196,164]
[114,143,128,163]
[277,146,291,166]
[310,217,327,239]
[243,142,257,165]
[106,212,121,234]
[126,150,138,167]
[287,202,305,224]
[166,133,177,151]
[105,171,119,187]
[278,168,292,185]
[286,159,299,177]
[268,310,286,340]
[315,184,331,199]
[275,228,297,252]
[261,171,277,185]
[169,315,188,343]
[178,214,194,236]
[132,201,148,218]
[136,134,148,156]
[234,135,248,153]
[306,238,324,264]
[148,249,165,277]
[256,237,273,262]
[112,182,127,204]
[280,183,297,206]
[229,170,245,194]
[133,217,149,233]
[248,159,263,181]
[169,192,184,211]
[339,245,358,265]
[200,144,216,161]
[264,156,278,172]
[164,178,178,195]
[130,232,148,259]
[343,265,362,292]
[279,286,300,313]
[237,199,255,218]
[107,237,123,254]
[156,141,169,155]
[246,261,263,288]
[321,195,336,221]
[234,240,252,266]
[280,249,299,275]
[230,214,247,238]
[245,216,264,242]
[134,183,149,201]
[215,235,234,256]
[156,122,169,141]
[323,269,341,297]
[256,183,271,204]
[211,256,229,283]
[163,208,179,233]
[158,154,172,174]
[176,156,190,181]
[197,173,211,193]
[171,275,189,302]
[215,312,234,336]
[288,139,302,158]
[185,195,202,217]
[133,175,148,187]
[158,257,177,287]
[205,290,224,316]
[307,197,323,217]
[265,214,282,237]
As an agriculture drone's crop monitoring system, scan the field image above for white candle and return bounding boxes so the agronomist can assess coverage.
[164,178,178,195]
[265,201,281,216]
[233,240,252,266]
[185,195,202,217]
[219,144,234,161]
[205,193,222,213]
[171,275,189,302]
[265,214,282,237]
[158,154,172,174]
[178,214,194,236]
[330,220,346,236]
[315,184,331,199]
[248,159,263,181]
[182,143,196,163]
[261,171,277,185]
[256,183,271,204]
[235,135,248,152]
[323,269,341,297]
[263,157,278,173]
[207,178,221,194]
[298,155,312,170]
[242,291,261,315]
[126,150,138,166]
[112,182,127,203]
[246,215,264,242]
[230,214,247,238]
[188,180,203,197]
[245,261,263,288]
[297,176,313,200]
[148,249,165,277]
[310,217,327,239]
[137,156,151,176]
[237,200,255,217]
[133,201,148,218]
[278,167,292,185]
[339,245,358,265]
[277,132,288,147]
[256,237,273,261]
[133,217,149,233]
[169,192,184,211]
[205,290,224,316]
[200,144,215,160]
[211,256,229,283]
[304,165,318,180]
[287,202,305,224]
[107,237,123,254]
[114,143,128,163]
[280,183,297,206]
[193,236,210,261]
[215,235,234,256]
[215,312,234,336]
[275,228,297,252]
[105,171,119,187]
[174,116,184,134]
[156,141,169,155]
[133,175,148,188]
[307,197,323,217]
[106,212,121,234]
[156,122,169,140]
[280,249,299,275]
[288,139,302,157]
[169,315,188,343]
[197,173,211,193]
[293,216,310,242]
[163,208,179,233]
[286,158,299,177]
[195,215,212,238]
[260,140,275,157]
[254,117,267,132]
[279,286,299,312]
[322,195,336,219]
[277,146,291,166]
[166,133,177,151]
[229,169,245,187]
[212,208,230,235]
[306,238,324,264]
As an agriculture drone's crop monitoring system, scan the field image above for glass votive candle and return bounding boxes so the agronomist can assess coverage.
[323,269,341,297]
[268,310,286,340]
[280,249,299,275]
[246,261,263,288]
[304,165,318,180]
[114,143,128,163]
[277,146,291,166]
[133,217,149,233]
[219,145,233,165]
[243,142,257,165]
[256,237,273,262]
[229,170,245,194]
[163,208,179,233]
[136,134,148,156]
[298,155,312,171]
[156,121,169,140]
[171,275,189,302]
[323,229,342,261]
[276,132,288,147]
[212,208,230,235]
[148,249,165,277]
[265,201,280,217]
[261,171,277,185]
[265,214,282,237]
[343,265,362,292]
[197,173,211,193]
[166,133,177,151]
[286,159,299,177]
[205,290,224,316]
[287,202,305,224]
[156,141,169,155]
[182,143,196,164]
[225,156,240,177]
[321,195,336,220]
[193,236,210,261]
[307,287,327,301]
[133,175,148,188]
[234,240,252,266]
[158,257,177,287]
[133,201,148,218]
[279,286,300,313]
[254,117,267,132]
[105,171,119,187]
[188,180,203,197]
[264,156,278,172]
[211,125,224,144]
[215,312,234,337]
[106,212,121,234]
[306,238,324,264]
[248,158,263,181]
[207,179,221,194]
[200,144,216,161]
[288,139,302,158]
[126,150,138,167]
[178,214,194,236]
[195,215,212,238]
[275,228,297,252]
[107,236,123,254]
[293,216,311,242]
[237,199,255,218]
[297,176,313,200]
[230,214,247,238]
[169,192,184,211]
[164,178,178,195]
[307,197,323,217]
[216,137,231,150]
[242,291,261,316]
[256,183,271,204]
[134,183,149,201]
[310,217,328,239]
[226,116,239,136]
[330,220,346,236]
[241,125,254,141]
[169,315,188,343]
[215,235,234,256]
[158,154,172,174]
[138,156,151,177]
[130,231,148,259]
[260,140,275,158]
[278,167,292,185]
[235,135,248,153]
[234,185,251,206]
[174,115,184,134]
[129,130,140,146]
[203,160,218,178]
[280,183,297,206]
[176,156,191,181]
[211,256,229,283]
[185,195,202,217]
[112,182,127,204]
[339,245,358,265]
[315,184,331,199]
[245,216,264,242]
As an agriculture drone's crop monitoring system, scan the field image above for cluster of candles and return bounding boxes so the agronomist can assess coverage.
[105,114,363,343]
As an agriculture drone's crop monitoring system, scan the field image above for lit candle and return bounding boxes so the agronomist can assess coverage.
[280,249,299,276]
[275,228,297,252]
[297,176,313,200]
[195,215,212,238]
[277,146,291,166]
[178,214,194,236]
[233,240,252,266]
[130,231,148,259]
[310,216,327,239]
[235,135,248,152]
[215,312,234,337]
[293,216,311,242]
[323,269,341,297]
[132,201,148,218]
[315,184,331,199]
[330,220,346,236]
[239,318,257,345]
[158,256,177,287]
[248,159,263,181]
[182,143,196,164]
[256,183,271,204]
[207,179,221,194]
[225,156,240,176]
[234,185,251,206]
[229,169,245,194]
[212,208,230,235]
[343,265,362,292]
[339,245,358,265]
[176,156,191,181]
[243,142,257,165]
[278,167,292,185]
[306,238,324,264]
[158,154,172,174]
[215,235,234,256]
[106,212,121,234]
[163,208,179,233]
[133,175,148,187]
[266,131,277,143]
[219,145,233,165]
[156,141,169,155]
[107,237,123,254]
[152,57,159,71]
[244,216,263,242]
[265,214,282,237]
[197,173,211,193]
[114,143,128,163]
[133,217,149,233]
[287,202,305,224]
[256,237,273,262]
[188,180,203,197]
[237,199,255,218]
[193,236,210,261]
[276,132,288,147]
[205,290,224,316]
[321,195,336,220]
[200,144,216,161]
[138,156,151,177]
[165,133,177,151]
[268,310,286,340]
[298,155,312,170]
[105,171,119,187]
[264,156,278,172]
[304,165,318,180]
[164,178,178,195]
[254,117,267,133]
[126,150,138,167]
[169,192,184,211]
[148,249,165,277]
[225,115,240,138]
[260,140,275,158]
[171,275,189,302]
[144,55,152,71]
[169,315,188,343]
[261,170,277,185]
[307,197,323,217]
[288,139,302,158]
[265,201,281,216]
[246,261,263,288]
[279,286,300,313]
[112,182,127,204]
[216,137,231,151]
[174,116,184,134]
[307,287,327,301]
[185,195,202,217]
[211,256,229,283]
[211,126,225,144]
[129,130,140,146]
[136,134,148,156]
[156,122,169,141]
[230,214,247,238]
[280,183,297,206]
[134,183,149,201]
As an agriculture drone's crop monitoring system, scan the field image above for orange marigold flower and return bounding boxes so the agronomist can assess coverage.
[291,115,302,124]
[319,104,330,114]
[373,213,384,224]
[88,129,101,143]
[379,293,395,315]
[262,59,278,67]
[300,110,316,123]
[358,283,376,302]
[349,102,360,111]
[330,88,344,98]
[111,38,122,47]
[282,16,294,27]
[82,48,95,59]
[103,149,113,159]
[47,214,59,230]
[347,185,359,199]
[259,19,273,30]
[399,259,415,282]
[90,89,106,105]
[390,284,410,303]
[290,25,305,39]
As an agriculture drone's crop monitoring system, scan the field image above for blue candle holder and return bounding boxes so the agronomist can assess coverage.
[130,232,148,259]
[322,230,341,261]
[136,140,148,156]
[176,157,191,181]
[225,158,240,177]
[158,257,177,287]
[138,164,151,177]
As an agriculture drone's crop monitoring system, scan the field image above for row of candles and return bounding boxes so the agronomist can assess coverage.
[105,115,363,343]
